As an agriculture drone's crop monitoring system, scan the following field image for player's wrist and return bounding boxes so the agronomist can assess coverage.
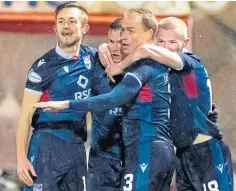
[17,154,28,161]
[118,63,125,72]
[64,100,70,108]
[68,100,77,109]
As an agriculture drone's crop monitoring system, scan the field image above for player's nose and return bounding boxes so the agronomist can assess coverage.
[62,22,70,29]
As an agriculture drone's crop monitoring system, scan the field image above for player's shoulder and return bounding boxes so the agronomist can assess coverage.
[134,58,166,71]
[132,58,157,69]
[180,51,202,63]
[186,53,205,70]
[176,51,207,76]
[80,44,98,59]
[186,52,201,60]
[127,58,166,79]
[27,48,59,82]
[30,48,58,70]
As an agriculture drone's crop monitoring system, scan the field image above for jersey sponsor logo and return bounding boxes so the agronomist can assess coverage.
[77,75,89,89]
[33,184,43,191]
[37,59,46,67]
[75,89,91,100]
[140,163,148,173]
[216,164,223,173]
[63,66,69,73]
[28,69,42,83]
[109,107,124,116]
[83,55,91,70]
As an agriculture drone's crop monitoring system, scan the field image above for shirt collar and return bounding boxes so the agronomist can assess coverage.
[55,43,80,59]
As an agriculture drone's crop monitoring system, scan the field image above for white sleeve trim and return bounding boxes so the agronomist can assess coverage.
[124,72,142,88]
[25,88,43,95]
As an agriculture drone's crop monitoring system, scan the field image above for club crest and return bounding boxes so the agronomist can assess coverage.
[83,56,91,70]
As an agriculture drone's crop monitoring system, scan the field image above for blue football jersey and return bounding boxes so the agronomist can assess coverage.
[169,52,222,148]
[26,44,102,126]
[90,108,123,160]
[121,59,171,146]
[90,62,124,160]
[69,59,172,147]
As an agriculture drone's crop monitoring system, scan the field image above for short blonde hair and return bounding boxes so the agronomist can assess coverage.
[55,2,88,25]
[124,8,158,34]
[159,17,188,39]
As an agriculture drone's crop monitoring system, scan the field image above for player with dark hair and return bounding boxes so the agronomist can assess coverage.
[87,18,124,191]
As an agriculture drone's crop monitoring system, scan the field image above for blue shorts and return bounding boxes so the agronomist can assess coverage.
[176,138,234,191]
[24,128,87,191]
[121,139,176,191]
[87,149,123,191]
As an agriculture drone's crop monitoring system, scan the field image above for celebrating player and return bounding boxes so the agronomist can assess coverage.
[105,17,234,191]
[34,8,176,191]
[87,18,124,191]
[16,2,105,191]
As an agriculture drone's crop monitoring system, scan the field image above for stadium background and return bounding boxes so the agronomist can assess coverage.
[0,1,235,189]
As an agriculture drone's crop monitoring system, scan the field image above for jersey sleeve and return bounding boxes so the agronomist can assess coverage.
[69,59,153,112]
[25,58,53,94]
[177,52,202,74]
[125,58,154,85]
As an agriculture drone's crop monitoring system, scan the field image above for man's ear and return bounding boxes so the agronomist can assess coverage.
[148,29,154,42]
[82,24,90,34]
[183,38,190,48]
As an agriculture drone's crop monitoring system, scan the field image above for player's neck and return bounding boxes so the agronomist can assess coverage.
[58,42,81,57]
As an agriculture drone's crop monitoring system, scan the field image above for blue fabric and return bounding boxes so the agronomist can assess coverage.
[26,44,100,123]
[209,139,230,191]
[135,103,153,191]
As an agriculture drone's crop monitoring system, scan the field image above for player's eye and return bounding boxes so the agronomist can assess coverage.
[69,20,77,24]
[58,20,64,24]
[170,41,177,44]
[109,40,114,44]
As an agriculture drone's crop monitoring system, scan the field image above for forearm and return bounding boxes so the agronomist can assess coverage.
[146,46,183,70]
[70,81,139,112]
[16,91,40,160]
[16,113,32,160]
[120,45,183,71]
[69,92,126,112]
[119,51,143,71]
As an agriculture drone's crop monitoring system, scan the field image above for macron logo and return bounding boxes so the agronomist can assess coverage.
[216,164,223,173]
[140,163,148,173]
[63,66,69,73]
[37,59,46,67]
